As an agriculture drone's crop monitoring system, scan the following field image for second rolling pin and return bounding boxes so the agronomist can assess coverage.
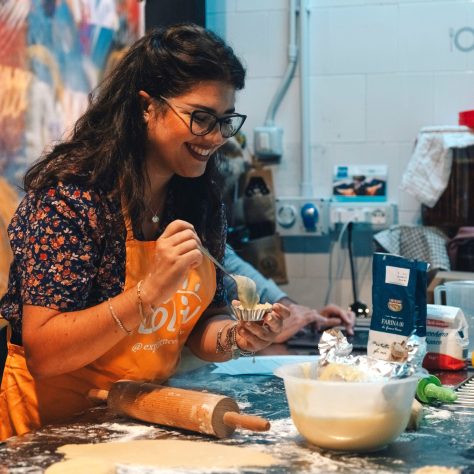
[89,380,270,439]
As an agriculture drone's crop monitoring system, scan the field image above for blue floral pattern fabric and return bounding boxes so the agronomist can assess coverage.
[0,183,227,344]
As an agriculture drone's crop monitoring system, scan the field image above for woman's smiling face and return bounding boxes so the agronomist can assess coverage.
[141,81,238,179]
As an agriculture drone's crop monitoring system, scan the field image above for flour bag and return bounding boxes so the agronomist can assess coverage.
[423,304,469,370]
[368,253,429,361]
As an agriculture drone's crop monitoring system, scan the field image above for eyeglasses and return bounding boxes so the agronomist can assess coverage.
[159,96,247,139]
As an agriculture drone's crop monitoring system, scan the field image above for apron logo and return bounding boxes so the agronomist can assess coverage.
[138,278,203,334]
[179,292,202,324]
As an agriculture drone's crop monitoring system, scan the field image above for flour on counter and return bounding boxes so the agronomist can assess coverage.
[224,418,399,473]
[102,423,159,441]
[424,407,452,421]
[259,417,298,441]
[219,417,298,446]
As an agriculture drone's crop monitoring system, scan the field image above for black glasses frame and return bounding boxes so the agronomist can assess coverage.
[190,110,247,138]
[160,96,247,139]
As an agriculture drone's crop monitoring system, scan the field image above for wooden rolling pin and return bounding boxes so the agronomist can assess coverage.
[89,380,270,439]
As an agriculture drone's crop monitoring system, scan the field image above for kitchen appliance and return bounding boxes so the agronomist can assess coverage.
[449,375,474,410]
[434,280,474,355]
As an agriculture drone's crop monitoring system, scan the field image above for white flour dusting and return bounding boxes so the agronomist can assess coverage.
[424,407,452,421]
[224,417,398,473]
[102,422,159,441]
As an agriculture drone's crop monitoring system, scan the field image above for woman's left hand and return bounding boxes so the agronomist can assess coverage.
[234,302,290,353]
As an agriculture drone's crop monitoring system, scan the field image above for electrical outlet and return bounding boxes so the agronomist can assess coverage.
[254,126,283,162]
[275,197,330,236]
[329,202,397,229]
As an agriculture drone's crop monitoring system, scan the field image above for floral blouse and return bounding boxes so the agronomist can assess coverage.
[0,183,227,344]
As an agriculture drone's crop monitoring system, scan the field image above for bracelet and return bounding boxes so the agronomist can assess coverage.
[229,324,256,360]
[216,322,234,354]
[107,298,132,336]
[216,323,255,360]
[137,280,152,326]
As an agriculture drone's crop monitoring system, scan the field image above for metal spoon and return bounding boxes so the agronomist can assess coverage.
[197,244,259,308]
[197,243,237,283]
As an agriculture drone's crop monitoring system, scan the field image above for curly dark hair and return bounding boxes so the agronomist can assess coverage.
[23,23,246,257]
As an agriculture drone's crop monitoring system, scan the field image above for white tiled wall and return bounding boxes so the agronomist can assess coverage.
[208,0,474,309]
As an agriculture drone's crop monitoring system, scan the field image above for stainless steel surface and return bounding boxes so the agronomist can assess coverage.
[449,375,474,410]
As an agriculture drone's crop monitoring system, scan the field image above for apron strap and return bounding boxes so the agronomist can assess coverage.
[120,198,135,242]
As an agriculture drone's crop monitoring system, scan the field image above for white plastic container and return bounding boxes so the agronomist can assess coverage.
[275,361,418,452]
[434,280,474,356]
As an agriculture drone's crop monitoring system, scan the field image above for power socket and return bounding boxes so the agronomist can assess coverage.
[329,202,397,229]
[254,126,283,163]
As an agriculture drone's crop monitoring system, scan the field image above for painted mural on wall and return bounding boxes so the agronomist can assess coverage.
[0,0,140,189]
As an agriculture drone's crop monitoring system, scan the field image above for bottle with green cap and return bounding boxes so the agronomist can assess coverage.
[416,375,457,404]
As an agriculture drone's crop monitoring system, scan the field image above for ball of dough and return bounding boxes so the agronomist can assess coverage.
[411,466,460,474]
[318,363,368,382]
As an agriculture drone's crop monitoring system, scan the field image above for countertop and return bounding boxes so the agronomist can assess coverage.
[0,344,473,473]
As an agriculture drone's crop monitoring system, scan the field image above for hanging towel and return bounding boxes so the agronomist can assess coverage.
[400,126,474,208]
[374,225,451,272]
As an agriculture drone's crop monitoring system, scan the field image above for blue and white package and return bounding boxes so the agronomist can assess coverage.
[368,253,428,361]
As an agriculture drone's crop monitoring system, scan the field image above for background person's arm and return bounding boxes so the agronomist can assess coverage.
[224,245,286,303]
[224,246,355,343]
[274,299,355,343]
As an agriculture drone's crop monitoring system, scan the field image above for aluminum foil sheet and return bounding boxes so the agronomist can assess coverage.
[317,329,427,381]
[231,302,273,322]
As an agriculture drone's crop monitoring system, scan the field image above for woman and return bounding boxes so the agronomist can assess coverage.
[0,24,289,440]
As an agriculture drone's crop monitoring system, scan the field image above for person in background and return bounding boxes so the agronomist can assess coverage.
[0,24,289,440]
[224,246,355,343]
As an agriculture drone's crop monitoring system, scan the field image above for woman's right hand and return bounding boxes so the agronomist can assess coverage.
[141,220,203,305]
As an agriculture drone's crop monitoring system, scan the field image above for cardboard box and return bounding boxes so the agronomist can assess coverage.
[234,234,288,285]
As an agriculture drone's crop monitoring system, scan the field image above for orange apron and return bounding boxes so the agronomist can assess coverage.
[0,217,216,440]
